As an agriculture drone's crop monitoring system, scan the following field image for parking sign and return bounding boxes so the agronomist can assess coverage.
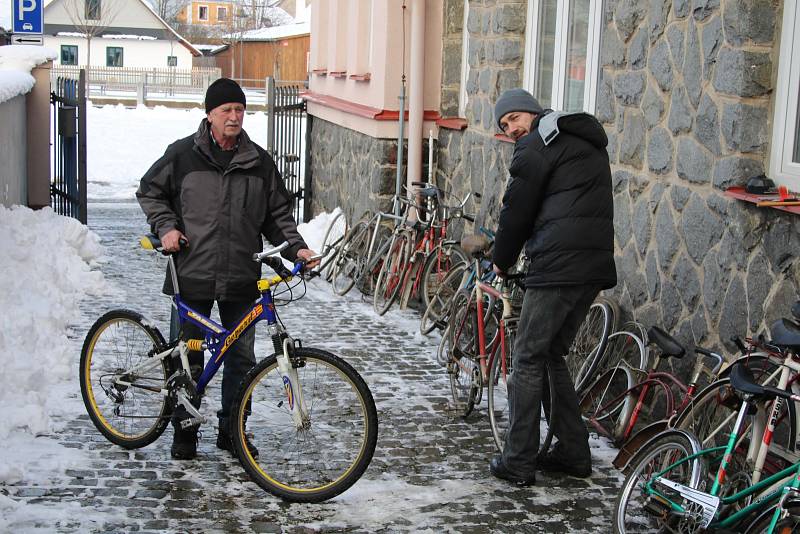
[13,0,43,34]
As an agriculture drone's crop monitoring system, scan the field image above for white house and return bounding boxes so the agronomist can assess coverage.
[43,0,200,69]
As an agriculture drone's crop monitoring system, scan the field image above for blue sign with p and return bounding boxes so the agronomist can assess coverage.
[13,0,43,34]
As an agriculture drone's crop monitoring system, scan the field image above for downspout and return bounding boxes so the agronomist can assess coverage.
[407,0,425,194]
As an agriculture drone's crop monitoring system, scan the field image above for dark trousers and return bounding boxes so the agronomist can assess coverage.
[502,284,600,475]
[170,299,257,433]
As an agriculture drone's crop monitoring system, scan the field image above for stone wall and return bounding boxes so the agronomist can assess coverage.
[308,0,800,355]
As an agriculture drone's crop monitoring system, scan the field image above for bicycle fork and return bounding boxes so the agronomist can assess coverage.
[271,330,310,430]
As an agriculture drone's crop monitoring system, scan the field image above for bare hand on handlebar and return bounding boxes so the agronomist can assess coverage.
[160,229,187,253]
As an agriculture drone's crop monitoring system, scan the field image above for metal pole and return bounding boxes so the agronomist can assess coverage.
[266,76,275,155]
[395,80,406,217]
[78,69,88,224]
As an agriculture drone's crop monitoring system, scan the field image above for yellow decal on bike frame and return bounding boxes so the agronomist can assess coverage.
[215,304,263,362]
[188,311,225,334]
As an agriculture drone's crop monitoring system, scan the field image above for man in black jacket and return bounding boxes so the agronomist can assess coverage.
[137,78,317,460]
[489,89,616,486]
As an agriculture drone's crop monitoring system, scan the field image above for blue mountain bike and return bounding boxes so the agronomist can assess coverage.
[79,236,378,503]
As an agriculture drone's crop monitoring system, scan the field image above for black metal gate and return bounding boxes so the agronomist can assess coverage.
[267,78,311,223]
[51,70,87,223]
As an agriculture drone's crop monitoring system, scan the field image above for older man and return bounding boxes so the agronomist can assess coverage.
[489,88,616,485]
[136,78,317,460]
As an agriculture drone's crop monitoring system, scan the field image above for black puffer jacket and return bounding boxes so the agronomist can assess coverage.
[493,111,616,290]
[136,119,307,301]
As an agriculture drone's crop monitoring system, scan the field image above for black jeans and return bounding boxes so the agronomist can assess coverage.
[170,299,257,433]
[501,284,600,476]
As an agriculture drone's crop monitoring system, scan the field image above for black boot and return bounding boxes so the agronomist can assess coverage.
[171,405,199,460]
[216,427,259,458]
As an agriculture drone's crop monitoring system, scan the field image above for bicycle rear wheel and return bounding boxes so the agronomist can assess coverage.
[446,289,480,417]
[566,299,614,392]
[331,221,369,296]
[420,243,468,310]
[579,364,635,444]
[487,339,557,454]
[373,233,409,316]
[317,210,347,281]
[231,347,378,503]
[613,433,706,533]
[80,309,173,449]
[420,262,466,335]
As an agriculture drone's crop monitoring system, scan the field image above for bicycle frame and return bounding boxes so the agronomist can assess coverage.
[120,240,310,430]
[642,352,800,531]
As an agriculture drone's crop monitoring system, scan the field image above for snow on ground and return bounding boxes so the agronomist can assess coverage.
[86,105,271,201]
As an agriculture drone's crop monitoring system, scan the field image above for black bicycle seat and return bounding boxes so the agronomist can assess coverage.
[647,326,685,358]
[769,318,800,351]
[417,187,440,198]
[729,362,767,397]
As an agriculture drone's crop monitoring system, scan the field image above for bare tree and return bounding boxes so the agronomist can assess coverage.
[151,0,191,24]
[61,0,126,81]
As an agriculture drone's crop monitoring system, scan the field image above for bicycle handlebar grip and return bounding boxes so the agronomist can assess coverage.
[462,214,475,223]
[263,256,293,279]
[253,241,290,262]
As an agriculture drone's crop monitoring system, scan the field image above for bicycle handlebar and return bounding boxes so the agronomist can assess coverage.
[694,347,724,376]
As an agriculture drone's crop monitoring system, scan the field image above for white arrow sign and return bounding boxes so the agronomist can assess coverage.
[11,34,44,45]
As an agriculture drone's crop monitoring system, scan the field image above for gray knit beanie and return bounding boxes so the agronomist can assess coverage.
[494,88,544,129]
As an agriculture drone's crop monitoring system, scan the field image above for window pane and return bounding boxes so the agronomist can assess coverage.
[61,45,77,66]
[106,47,123,67]
[564,0,591,111]
[533,0,558,109]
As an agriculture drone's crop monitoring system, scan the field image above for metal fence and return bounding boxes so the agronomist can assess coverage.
[51,70,87,223]
[51,66,221,100]
[267,78,310,223]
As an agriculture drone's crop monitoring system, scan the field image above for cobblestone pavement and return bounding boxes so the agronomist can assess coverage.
[8,202,624,533]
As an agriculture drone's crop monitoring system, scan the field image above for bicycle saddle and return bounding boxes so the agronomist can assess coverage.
[769,318,800,352]
[646,326,685,358]
[460,233,492,257]
[729,362,792,402]
[417,187,440,198]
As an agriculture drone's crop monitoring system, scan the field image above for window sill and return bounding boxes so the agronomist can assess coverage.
[311,69,327,76]
[436,117,467,130]
[349,73,371,82]
[724,186,800,215]
[329,71,347,78]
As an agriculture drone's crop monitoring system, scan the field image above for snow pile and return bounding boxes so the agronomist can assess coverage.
[0,45,58,104]
[0,206,105,483]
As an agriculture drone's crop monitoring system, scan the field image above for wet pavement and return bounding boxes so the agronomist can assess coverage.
[7,202,623,533]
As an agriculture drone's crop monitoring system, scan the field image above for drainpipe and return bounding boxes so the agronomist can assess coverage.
[407,0,425,194]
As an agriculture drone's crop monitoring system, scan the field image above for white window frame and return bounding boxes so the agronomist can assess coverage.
[769,0,800,189]
[217,6,227,21]
[522,0,602,113]
[458,0,469,117]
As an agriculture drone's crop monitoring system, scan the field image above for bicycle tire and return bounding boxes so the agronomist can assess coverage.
[446,289,480,417]
[231,347,378,503]
[80,309,173,449]
[593,329,648,379]
[420,243,468,311]
[566,299,614,393]
[742,505,800,534]
[487,338,556,455]
[356,220,393,297]
[331,221,369,296]
[317,210,347,281]
[420,262,467,335]
[579,364,635,444]
[613,433,707,533]
[373,233,409,316]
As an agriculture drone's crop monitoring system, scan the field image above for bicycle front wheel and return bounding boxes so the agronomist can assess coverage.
[231,348,378,503]
[331,221,369,296]
[420,262,466,335]
[317,210,347,281]
[373,233,409,316]
[566,299,614,392]
[79,309,172,449]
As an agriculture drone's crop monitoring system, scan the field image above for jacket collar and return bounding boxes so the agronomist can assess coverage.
[194,119,260,170]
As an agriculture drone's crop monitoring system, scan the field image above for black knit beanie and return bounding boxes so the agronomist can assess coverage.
[494,88,544,130]
[204,78,247,113]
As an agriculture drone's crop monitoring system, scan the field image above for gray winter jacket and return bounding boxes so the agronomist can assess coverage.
[136,119,307,300]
